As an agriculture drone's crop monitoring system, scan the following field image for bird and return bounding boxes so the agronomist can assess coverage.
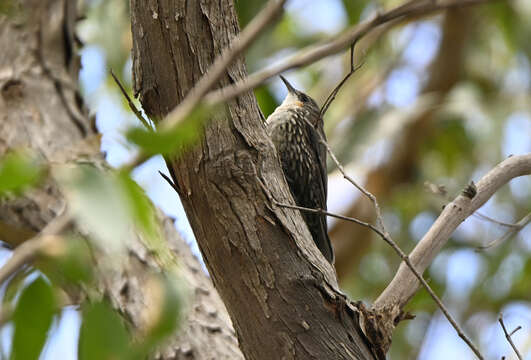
[266,75,334,264]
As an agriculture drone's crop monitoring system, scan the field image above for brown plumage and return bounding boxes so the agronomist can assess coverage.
[266,76,334,263]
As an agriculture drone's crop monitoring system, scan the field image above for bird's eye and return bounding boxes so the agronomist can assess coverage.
[299,94,309,103]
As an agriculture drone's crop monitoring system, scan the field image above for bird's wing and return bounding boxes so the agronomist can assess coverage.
[307,120,334,263]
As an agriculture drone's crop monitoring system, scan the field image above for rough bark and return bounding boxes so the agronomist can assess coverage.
[0,1,243,359]
[130,1,376,359]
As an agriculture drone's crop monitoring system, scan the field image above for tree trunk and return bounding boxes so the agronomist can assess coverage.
[130,1,374,359]
[0,1,243,358]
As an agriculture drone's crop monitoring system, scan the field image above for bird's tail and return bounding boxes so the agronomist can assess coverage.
[307,213,334,264]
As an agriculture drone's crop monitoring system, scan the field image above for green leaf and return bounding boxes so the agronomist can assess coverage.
[235,0,268,27]
[11,277,56,360]
[40,235,94,285]
[341,0,368,25]
[78,301,130,360]
[488,1,518,52]
[134,275,183,357]
[0,0,14,15]
[0,151,44,197]
[254,86,279,118]
[427,117,474,174]
[127,105,213,156]
[117,170,159,241]
[145,276,182,343]
[59,165,132,254]
[3,268,34,307]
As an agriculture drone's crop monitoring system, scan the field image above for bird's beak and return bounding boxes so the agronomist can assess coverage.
[280,75,297,94]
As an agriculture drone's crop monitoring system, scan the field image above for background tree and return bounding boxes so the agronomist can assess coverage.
[0,0,530,359]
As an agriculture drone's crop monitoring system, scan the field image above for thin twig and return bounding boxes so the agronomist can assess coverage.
[124,0,493,172]
[320,41,365,117]
[301,117,388,233]
[498,313,523,360]
[425,181,524,229]
[205,0,494,106]
[0,212,72,286]
[273,201,382,234]
[110,70,153,131]
[159,170,180,194]
[476,212,531,251]
[509,326,522,337]
[273,200,484,359]
[473,212,523,229]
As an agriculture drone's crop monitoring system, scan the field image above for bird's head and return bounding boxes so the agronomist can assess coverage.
[279,75,320,118]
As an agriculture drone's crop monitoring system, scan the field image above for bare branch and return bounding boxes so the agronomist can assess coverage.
[425,180,524,229]
[320,42,365,117]
[124,0,494,171]
[498,313,523,360]
[272,201,483,358]
[293,118,484,358]
[476,212,531,251]
[509,326,523,337]
[375,154,531,310]
[110,69,153,131]
[206,0,494,106]
[272,200,383,235]
[0,212,71,286]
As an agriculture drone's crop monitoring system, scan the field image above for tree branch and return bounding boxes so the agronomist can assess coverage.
[274,200,484,358]
[110,70,153,131]
[126,0,495,172]
[476,212,531,250]
[374,154,531,310]
[0,212,71,286]
[205,0,494,106]
[298,118,484,358]
[498,313,523,360]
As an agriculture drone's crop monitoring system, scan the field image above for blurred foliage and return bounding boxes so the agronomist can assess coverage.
[0,154,182,358]
[127,104,215,156]
[11,277,56,360]
[235,0,268,26]
[0,0,15,15]
[0,150,44,197]
[79,276,181,360]
[341,0,369,24]
[78,301,129,360]
[254,86,278,118]
[39,234,95,286]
